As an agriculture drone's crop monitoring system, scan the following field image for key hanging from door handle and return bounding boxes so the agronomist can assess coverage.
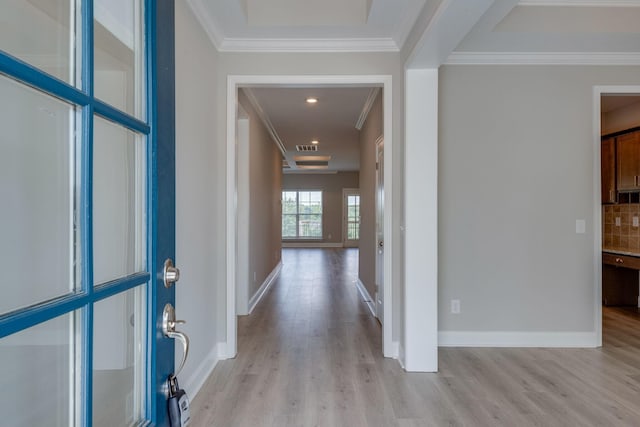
[162,304,190,377]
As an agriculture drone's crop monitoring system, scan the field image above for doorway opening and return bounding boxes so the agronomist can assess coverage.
[595,86,640,347]
[226,75,395,360]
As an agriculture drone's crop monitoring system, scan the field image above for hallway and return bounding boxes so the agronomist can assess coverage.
[190,249,640,426]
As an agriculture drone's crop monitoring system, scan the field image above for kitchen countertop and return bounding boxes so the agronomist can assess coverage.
[603,248,640,257]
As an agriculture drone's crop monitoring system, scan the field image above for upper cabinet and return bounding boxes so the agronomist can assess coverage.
[602,136,616,203]
[617,130,640,192]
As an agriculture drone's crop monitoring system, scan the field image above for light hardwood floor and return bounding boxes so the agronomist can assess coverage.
[190,248,640,426]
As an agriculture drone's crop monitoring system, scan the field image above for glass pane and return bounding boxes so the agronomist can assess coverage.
[282,214,297,238]
[0,313,77,426]
[0,75,77,314]
[94,0,144,118]
[299,214,322,238]
[282,191,297,214]
[300,191,322,214]
[93,286,146,427]
[93,116,146,285]
[0,0,78,84]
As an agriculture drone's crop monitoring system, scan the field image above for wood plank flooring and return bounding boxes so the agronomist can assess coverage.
[189,248,640,426]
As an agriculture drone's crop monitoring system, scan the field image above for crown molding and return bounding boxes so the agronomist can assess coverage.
[240,88,288,157]
[355,87,381,130]
[218,37,399,53]
[445,51,640,65]
[185,0,224,50]
[518,0,640,6]
[185,0,402,53]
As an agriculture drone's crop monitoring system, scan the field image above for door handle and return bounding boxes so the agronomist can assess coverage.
[379,241,383,248]
[162,304,189,377]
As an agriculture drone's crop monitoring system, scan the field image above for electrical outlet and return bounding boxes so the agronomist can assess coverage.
[634,216,639,227]
[451,299,460,314]
[616,217,621,226]
[575,219,585,234]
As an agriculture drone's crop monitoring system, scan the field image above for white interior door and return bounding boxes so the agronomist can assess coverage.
[375,136,384,321]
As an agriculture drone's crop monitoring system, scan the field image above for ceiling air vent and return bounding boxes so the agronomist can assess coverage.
[295,160,329,169]
[296,144,318,152]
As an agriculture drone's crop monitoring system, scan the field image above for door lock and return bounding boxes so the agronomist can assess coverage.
[163,258,180,288]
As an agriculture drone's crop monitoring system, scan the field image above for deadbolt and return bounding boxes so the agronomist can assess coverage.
[163,258,180,288]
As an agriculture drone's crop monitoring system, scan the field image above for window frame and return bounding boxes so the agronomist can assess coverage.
[282,190,323,240]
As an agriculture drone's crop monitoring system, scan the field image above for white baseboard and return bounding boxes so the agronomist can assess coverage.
[282,242,343,248]
[248,262,283,314]
[438,331,598,348]
[390,341,400,358]
[355,278,376,317]
[216,341,235,360]
[397,343,405,369]
[183,343,221,399]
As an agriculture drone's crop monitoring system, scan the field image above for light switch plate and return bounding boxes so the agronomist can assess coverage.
[576,219,586,234]
[616,217,621,227]
[633,217,639,227]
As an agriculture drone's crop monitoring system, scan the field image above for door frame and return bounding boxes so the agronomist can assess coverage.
[592,85,640,348]
[342,188,360,248]
[226,75,395,358]
[375,136,384,320]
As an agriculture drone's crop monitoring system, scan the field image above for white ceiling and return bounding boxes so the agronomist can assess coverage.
[448,0,640,64]
[245,87,376,172]
[187,0,426,51]
[194,0,640,172]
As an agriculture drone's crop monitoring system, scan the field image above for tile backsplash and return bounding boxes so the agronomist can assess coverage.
[603,203,640,251]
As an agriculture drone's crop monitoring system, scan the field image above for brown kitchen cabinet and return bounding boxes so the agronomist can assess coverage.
[602,136,616,203]
[616,130,640,191]
[603,252,640,306]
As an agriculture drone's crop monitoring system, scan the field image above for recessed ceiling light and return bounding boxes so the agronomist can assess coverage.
[306,97,318,104]
[311,140,319,145]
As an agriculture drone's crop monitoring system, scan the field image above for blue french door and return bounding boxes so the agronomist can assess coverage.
[0,1,175,426]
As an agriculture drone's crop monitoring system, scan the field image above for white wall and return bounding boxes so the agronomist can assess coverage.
[175,1,223,395]
[237,91,283,314]
[359,92,383,299]
[438,65,640,345]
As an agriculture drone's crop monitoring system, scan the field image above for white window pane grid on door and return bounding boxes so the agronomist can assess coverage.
[93,115,146,286]
[94,0,145,119]
[0,311,80,427]
[0,74,79,315]
[0,0,81,85]
[347,195,360,240]
[93,286,145,427]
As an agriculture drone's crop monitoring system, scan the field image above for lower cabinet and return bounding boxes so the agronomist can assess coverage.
[602,253,640,306]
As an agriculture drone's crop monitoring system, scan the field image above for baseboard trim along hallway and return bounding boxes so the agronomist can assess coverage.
[183,343,222,399]
[248,261,283,314]
[355,278,376,317]
[438,331,598,347]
